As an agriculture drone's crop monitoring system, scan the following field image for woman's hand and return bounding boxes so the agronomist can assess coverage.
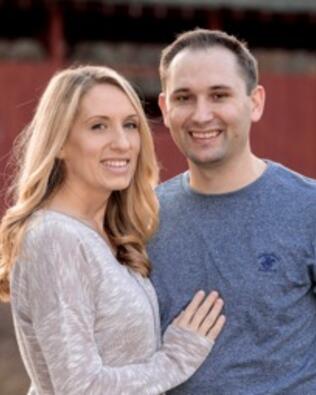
[173,290,225,342]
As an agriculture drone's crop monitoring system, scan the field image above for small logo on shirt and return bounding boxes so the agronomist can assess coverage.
[257,253,280,272]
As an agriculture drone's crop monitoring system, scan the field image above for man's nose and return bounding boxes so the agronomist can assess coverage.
[191,98,214,124]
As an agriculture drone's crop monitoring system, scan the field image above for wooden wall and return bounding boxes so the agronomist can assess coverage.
[0,63,315,209]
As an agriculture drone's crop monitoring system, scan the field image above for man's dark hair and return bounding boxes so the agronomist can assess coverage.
[160,28,258,94]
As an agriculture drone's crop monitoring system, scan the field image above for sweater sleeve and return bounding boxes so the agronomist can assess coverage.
[18,222,214,395]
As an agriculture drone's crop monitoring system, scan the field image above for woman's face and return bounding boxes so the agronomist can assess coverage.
[62,83,141,199]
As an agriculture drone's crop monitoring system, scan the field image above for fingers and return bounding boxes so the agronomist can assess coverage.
[176,290,206,326]
[174,290,226,342]
[207,314,226,342]
[198,297,224,334]
[190,291,219,331]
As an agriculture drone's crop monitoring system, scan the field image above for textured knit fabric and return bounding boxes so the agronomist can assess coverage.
[10,209,214,395]
[148,161,316,395]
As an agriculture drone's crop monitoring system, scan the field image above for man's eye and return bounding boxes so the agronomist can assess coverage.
[175,95,190,103]
[212,93,228,101]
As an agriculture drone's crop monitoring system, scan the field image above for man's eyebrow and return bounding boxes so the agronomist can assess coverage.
[209,85,231,90]
[170,88,191,95]
[171,85,232,95]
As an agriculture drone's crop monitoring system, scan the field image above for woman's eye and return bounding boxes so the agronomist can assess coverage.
[91,123,107,131]
[124,122,138,130]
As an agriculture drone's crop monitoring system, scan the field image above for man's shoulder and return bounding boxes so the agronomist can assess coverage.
[267,162,316,215]
[270,161,316,192]
[156,172,186,199]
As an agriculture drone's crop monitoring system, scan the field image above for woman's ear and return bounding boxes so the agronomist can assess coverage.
[57,146,66,160]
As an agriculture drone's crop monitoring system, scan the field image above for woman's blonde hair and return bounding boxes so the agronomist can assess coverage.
[0,65,159,302]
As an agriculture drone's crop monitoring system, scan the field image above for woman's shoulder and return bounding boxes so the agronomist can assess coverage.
[17,209,94,274]
[24,209,87,245]
[19,209,115,275]
[12,210,97,312]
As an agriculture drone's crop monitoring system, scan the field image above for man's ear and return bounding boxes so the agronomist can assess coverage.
[250,85,265,123]
[158,92,170,129]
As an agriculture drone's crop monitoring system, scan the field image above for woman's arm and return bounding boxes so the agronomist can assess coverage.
[17,222,224,395]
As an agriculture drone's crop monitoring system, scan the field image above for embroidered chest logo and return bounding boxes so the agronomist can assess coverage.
[257,253,280,272]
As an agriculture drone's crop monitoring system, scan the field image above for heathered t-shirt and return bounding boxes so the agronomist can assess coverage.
[148,161,316,395]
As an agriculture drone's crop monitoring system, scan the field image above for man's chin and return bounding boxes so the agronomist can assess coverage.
[188,154,226,169]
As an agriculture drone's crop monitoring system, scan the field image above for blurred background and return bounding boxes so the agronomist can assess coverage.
[0,0,315,393]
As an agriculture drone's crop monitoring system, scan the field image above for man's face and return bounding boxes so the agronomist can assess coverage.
[159,47,264,170]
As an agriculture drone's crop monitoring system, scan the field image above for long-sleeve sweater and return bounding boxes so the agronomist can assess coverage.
[10,209,213,395]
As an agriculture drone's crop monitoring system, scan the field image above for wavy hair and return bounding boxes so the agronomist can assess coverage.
[0,65,159,302]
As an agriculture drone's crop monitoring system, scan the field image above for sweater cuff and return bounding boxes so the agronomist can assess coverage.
[163,323,214,375]
[167,323,214,350]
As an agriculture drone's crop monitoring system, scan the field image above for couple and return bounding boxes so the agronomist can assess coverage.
[1,28,316,395]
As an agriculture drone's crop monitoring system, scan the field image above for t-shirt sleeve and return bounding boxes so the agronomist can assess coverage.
[19,222,214,395]
[309,211,316,294]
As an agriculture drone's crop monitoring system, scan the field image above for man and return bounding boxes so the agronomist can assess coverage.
[148,29,316,394]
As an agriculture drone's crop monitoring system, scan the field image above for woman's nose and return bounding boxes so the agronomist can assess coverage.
[110,127,130,151]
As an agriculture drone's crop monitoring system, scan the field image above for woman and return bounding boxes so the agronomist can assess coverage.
[0,65,225,394]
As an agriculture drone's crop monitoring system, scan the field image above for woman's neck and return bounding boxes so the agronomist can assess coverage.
[46,184,109,231]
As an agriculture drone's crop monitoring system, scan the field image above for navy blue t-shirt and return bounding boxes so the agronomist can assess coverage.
[148,161,316,395]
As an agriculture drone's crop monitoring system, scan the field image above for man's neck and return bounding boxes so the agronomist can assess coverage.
[188,155,267,195]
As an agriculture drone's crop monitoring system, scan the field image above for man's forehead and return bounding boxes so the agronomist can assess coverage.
[170,46,236,70]
[165,47,244,92]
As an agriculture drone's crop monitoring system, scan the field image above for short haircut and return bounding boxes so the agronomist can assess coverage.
[160,28,258,94]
